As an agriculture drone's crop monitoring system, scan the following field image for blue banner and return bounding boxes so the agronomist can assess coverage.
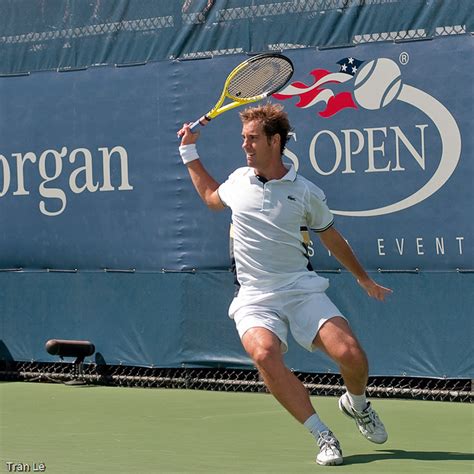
[0,35,471,272]
[0,34,473,378]
[1,270,472,378]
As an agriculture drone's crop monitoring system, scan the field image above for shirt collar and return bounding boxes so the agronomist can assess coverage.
[250,164,297,183]
[281,164,297,182]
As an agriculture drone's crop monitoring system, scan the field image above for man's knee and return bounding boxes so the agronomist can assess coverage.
[242,328,283,370]
[315,317,367,365]
[336,341,368,369]
[247,341,282,369]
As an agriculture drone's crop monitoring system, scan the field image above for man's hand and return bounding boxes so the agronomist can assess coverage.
[177,123,199,145]
[357,277,393,301]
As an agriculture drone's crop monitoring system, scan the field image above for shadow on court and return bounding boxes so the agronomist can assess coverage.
[345,449,474,465]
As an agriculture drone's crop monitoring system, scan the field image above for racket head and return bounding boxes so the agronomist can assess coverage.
[225,53,294,101]
[191,53,294,128]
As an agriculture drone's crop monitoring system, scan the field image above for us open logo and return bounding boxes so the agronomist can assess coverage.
[274,57,461,217]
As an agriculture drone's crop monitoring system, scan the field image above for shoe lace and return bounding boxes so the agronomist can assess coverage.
[355,403,381,430]
[317,431,340,454]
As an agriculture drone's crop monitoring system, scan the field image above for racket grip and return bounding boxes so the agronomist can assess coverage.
[189,115,211,130]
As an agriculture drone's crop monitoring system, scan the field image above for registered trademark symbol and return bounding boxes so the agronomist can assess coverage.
[399,52,410,65]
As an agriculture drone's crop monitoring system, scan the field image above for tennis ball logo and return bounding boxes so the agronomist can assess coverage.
[354,58,402,110]
[332,57,461,217]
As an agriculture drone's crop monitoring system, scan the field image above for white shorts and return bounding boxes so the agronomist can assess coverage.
[229,275,346,353]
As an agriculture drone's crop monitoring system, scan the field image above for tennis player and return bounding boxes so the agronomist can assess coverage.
[177,103,392,466]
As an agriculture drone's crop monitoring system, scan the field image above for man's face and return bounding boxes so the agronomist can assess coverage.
[241,120,275,169]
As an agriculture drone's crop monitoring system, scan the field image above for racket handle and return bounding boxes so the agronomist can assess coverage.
[189,115,211,130]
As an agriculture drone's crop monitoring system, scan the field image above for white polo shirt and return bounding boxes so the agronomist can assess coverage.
[218,165,334,293]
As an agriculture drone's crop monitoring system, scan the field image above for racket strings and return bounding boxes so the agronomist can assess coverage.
[227,57,293,100]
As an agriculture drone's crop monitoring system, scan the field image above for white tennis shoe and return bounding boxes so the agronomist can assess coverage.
[316,430,343,466]
[338,392,388,444]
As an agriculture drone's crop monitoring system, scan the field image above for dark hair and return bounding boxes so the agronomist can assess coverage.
[239,103,293,155]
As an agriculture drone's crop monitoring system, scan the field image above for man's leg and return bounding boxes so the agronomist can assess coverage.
[313,316,388,444]
[242,326,315,422]
[312,316,368,396]
[241,326,343,465]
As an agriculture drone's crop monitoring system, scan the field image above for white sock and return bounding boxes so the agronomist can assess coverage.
[304,413,330,439]
[346,390,368,412]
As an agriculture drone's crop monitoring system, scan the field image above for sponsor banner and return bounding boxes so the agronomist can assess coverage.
[0,35,471,271]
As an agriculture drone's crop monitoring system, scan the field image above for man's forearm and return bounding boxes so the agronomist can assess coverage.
[319,227,369,281]
[186,160,223,210]
[319,227,393,300]
[177,131,224,210]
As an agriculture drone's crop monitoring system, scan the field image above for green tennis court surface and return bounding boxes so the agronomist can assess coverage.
[1,382,472,473]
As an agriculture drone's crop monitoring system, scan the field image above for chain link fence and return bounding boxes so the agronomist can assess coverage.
[0,0,471,73]
[1,360,471,403]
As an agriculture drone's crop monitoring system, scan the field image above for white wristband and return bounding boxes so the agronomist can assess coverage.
[179,144,200,165]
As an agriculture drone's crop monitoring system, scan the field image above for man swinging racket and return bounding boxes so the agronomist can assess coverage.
[177,103,392,466]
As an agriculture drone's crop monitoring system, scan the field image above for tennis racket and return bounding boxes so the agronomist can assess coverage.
[189,53,294,130]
